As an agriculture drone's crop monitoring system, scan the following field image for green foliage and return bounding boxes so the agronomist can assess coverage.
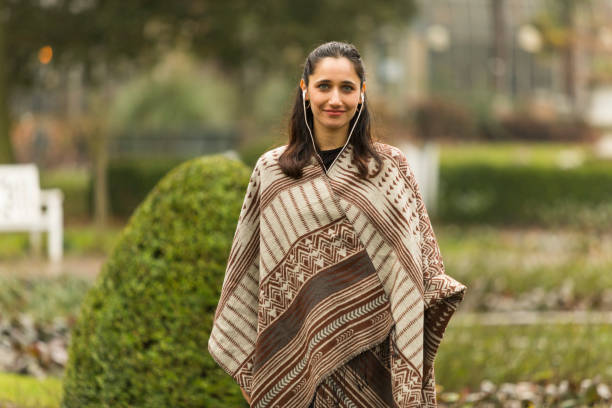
[439,142,587,167]
[438,162,612,228]
[0,225,120,259]
[238,137,283,169]
[532,0,591,55]
[40,168,91,220]
[437,143,612,229]
[0,233,29,258]
[62,155,250,407]
[89,157,185,218]
[0,274,92,323]
[110,51,238,133]
[61,225,121,256]
[0,372,62,408]
[436,323,612,391]
[437,225,612,312]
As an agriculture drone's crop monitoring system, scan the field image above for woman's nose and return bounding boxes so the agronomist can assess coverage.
[329,89,341,105]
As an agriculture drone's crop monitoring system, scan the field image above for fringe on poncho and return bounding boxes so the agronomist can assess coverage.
[208,142,467,407]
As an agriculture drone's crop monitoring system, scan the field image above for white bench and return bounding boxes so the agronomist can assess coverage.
[0,164,63,262]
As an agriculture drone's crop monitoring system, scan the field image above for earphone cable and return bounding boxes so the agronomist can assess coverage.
[302,91,364,174]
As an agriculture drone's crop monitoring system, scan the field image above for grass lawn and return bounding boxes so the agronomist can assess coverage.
[439,141,595,168]
[0,273,92,323]
[0,372,62,408]
[436,322,612,392]
[436,224,612,311]
[2,322,610,406]
[0,223,122,259]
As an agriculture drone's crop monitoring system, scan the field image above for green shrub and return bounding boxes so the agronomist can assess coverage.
[0,274,92,323]
[0,225,121,259]
[62,155,251,407]
[88,157,185,219]
[437,161,612,229]
[41,168,91,220]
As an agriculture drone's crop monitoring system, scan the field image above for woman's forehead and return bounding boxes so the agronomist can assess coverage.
[310,57,360,83]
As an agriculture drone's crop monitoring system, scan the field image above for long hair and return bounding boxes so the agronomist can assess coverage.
[278,41,383,179]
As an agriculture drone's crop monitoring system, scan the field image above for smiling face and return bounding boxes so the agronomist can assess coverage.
[302,57,364,145]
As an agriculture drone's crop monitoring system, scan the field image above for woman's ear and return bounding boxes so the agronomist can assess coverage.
[300,78,307,96]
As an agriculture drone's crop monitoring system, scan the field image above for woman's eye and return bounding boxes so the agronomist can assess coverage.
[342,85,354,91]
[318,84,330,89]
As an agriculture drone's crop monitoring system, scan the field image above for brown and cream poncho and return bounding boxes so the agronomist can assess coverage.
[208,142,467,407]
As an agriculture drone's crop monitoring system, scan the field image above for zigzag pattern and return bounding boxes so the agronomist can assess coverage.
[423,273,465,310]
[258,217,363,329]
[421,367,437,407]
[391,347,423,408]
[235,359,253,392]
[253,293,389,408]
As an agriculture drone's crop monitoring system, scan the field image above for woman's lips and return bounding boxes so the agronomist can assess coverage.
[324,110,345,117]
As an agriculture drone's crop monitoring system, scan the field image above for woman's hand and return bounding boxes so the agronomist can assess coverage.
[240,387,252,405]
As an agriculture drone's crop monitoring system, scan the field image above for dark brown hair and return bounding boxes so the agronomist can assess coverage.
[278,41,383,179]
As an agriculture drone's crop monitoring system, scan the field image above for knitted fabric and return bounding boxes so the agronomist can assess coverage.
[208,142,467,407]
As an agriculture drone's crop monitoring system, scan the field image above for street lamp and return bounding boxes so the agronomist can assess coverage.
[517,24,542,54]
[426,24,450,52]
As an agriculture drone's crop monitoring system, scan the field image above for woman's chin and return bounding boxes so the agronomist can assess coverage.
[317,120,350,132]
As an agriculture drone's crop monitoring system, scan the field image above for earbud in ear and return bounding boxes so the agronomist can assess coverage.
[361,93,365,103]
[302,89,307,99]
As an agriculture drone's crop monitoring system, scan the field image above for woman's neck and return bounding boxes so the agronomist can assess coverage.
[313,124,350,150]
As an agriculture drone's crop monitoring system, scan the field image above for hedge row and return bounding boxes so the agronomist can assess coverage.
[437,162,612,229]
[41,154,612,228]
[90,157,185,218]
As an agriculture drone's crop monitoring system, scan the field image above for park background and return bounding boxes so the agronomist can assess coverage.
[1,0,612,407]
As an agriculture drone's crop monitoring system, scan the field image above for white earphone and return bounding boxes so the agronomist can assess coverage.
[301,83,365,173]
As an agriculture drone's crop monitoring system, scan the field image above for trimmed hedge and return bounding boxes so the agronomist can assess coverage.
[41,169,91,220]
[89,157,185,219]
[438,161,612,229]
[62,155,250,407]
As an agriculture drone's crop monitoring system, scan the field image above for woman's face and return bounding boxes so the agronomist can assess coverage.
[303,57,363,136]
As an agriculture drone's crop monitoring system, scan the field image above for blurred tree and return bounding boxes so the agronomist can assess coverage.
[533,0,591,112]
[2,0,417,223]
[0,0,9,163]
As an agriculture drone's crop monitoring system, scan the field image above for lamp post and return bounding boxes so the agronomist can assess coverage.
[517,24,542,105]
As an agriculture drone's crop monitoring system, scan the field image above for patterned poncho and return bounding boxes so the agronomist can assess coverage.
[208,142,467,407]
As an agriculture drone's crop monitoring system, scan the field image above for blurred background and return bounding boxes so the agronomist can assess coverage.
[1,0,612,407]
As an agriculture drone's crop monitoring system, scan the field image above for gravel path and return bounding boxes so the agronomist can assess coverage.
[0,255,106,281]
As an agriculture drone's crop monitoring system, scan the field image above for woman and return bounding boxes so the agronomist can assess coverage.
[208,41,466,408]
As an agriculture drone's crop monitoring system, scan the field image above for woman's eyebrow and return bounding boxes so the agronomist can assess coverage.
[314,79,358,86]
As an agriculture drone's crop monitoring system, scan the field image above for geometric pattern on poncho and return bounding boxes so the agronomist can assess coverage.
[208,141,467,408]
[257,217,364,330]
[250,216,394,407]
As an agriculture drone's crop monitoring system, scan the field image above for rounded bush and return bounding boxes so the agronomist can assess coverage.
[62,155,251,408]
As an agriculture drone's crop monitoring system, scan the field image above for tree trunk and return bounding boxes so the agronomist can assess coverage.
[0,6,14,164]
[561,1,577,112]
[91,124,109,229]
[490,0,507,96]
